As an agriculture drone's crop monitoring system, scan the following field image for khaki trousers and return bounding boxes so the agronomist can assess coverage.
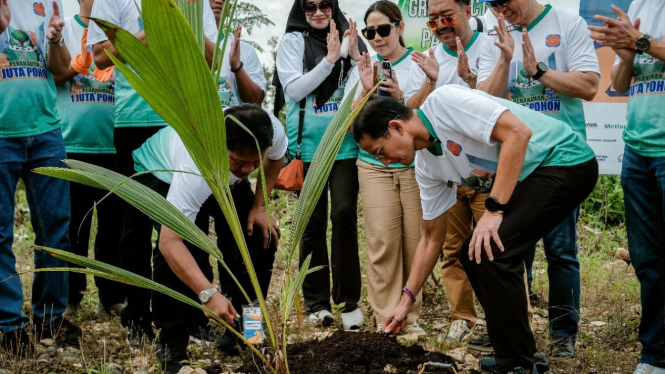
[443,185,532,326]
[358,161,423,325]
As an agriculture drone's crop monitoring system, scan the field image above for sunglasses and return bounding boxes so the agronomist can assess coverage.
[426,9,465,31]
[362,22,398,40]
[486,0,511,8]
[303,0,333,16]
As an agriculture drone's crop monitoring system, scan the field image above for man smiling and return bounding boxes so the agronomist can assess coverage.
[355,85,598,374]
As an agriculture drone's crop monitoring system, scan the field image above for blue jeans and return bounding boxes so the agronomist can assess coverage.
[525,207,580,339]
[621,146,665,368]
[0,129,70,333]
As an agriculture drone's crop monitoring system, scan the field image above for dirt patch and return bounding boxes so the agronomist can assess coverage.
[235,330,457,374]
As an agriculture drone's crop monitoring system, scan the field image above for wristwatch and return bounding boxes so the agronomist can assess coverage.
[485,196,508,213]
[198,287,218,304]
[48,35,65,47]
[532,62,548,80]
[635,34,652,55]
[464,68,478,84]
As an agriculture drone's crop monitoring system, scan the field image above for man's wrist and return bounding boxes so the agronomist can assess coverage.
[49,35,64,47]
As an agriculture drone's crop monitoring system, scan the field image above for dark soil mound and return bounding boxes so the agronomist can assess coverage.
[235,330,458,374]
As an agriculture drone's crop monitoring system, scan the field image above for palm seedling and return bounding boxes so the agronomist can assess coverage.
[31,0,376,373]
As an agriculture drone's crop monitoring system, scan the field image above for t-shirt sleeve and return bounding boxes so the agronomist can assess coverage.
[415,153,456,220]
[240,41,267,92]
[565,16,600,74]
[276,33,305,89]
[87,0,120,51]
[403,55,427,104]
[265,112,288,161]
[166,138,213,222]
[477,34,499,85]
[424,86,509,146]
[343,65,361,101]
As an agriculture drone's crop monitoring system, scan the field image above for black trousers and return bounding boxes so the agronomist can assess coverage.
[114,126,165,327]
[152,178,276,348]
[66,153,125,308]
[460,159,598,369]
[299,158,361,313]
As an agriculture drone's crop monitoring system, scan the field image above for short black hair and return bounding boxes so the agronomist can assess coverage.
[427,0,471,9]
[225,104,273,153]
[352,96,413,142]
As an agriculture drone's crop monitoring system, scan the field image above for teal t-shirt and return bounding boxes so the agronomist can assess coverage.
[58,16,115,153]
[133,126,174,184]
[285,85,358,163]
[623,38,665,157]
[0,0,61,138]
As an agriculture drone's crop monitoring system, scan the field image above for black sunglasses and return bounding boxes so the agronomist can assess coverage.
[303,0,334,16]
[487,0,511,8]
[361,22,398,40]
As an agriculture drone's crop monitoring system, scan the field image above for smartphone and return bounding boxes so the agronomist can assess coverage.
[378,60,393,97]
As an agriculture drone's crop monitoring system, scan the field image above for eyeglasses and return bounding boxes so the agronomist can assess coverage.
[486,0,511,8]
[361,22,398,40]
[426,9,465,31]
[371,130,391,160]
[487,24,520,35]
[303,0,333,16]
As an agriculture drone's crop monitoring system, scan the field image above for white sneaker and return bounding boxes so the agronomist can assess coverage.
[402,322,427,336]
[634,363,665,374]
[341,308,364,330]
[309,310,333,325]
[442,319,473,342]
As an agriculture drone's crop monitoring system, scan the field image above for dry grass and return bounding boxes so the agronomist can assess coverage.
[1,182,641,373]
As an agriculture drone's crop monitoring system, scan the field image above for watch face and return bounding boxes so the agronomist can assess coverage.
[636,37,650,52]
[537,62,548,73]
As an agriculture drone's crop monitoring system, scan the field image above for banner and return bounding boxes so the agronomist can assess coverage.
[397,0,632,174]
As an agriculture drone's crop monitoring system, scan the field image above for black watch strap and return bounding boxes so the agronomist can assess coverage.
[485,196,508,212]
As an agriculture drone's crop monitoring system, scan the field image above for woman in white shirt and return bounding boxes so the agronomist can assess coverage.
[275,0,367,329]
[343,0,424,335]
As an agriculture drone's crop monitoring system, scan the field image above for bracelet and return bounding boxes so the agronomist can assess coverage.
[48,35,64,47]
[231,61,244,73]
[402,287,416,304]
[426,77,437,85]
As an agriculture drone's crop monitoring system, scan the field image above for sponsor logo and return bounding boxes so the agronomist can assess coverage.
[617,154,623,163]
[446,140,462,156]
[33,2,46,17]
[596,155,608,162]
[546,34,561,47]
[586,123,598,128]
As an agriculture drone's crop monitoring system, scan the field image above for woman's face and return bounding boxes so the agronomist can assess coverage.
[365,11,403,58]
[304,0,333,30]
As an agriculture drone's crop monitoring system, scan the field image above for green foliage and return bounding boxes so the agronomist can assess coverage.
[231,2,275,53]
[580,175,625,227]
[331,302,346,330]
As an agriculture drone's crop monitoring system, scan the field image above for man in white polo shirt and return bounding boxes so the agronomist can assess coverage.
[132,104,286,373]
[476,0,600,357]
[402,0,487,344]
[353,85,598,374]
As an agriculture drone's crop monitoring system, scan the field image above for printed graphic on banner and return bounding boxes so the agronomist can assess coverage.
[0,25,48,82]
[242,305,264,345]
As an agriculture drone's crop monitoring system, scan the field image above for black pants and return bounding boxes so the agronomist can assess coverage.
[66,153,125,308]
[152,179,277,348]
[460,159,598,369]
[114,126,165,327]
[299,158,360,313]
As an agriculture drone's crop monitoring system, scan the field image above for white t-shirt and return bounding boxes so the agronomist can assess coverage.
[403,31,486,103]
[477,5,600,136]
[133,111,287,222]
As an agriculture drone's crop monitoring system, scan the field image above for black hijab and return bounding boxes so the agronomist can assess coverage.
[273,0,368,115]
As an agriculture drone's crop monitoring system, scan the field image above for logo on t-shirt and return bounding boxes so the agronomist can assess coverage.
[461,154,497,193]
[218,75,239,108]
[33,2,46,17]
[476,57,480,69]
[0,26,48,81]
[446,140,462,156]
[546,34,561,47]
[70,66,115,105]
[312,87,344,115]
[629,39,665,97]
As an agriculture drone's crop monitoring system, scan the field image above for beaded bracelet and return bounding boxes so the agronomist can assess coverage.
[402,287,416,304]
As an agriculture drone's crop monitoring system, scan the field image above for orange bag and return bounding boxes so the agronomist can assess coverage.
[274,158,304,191]
[274,99,307,191]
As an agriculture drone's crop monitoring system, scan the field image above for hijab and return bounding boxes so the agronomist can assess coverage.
[273,0,368,115]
